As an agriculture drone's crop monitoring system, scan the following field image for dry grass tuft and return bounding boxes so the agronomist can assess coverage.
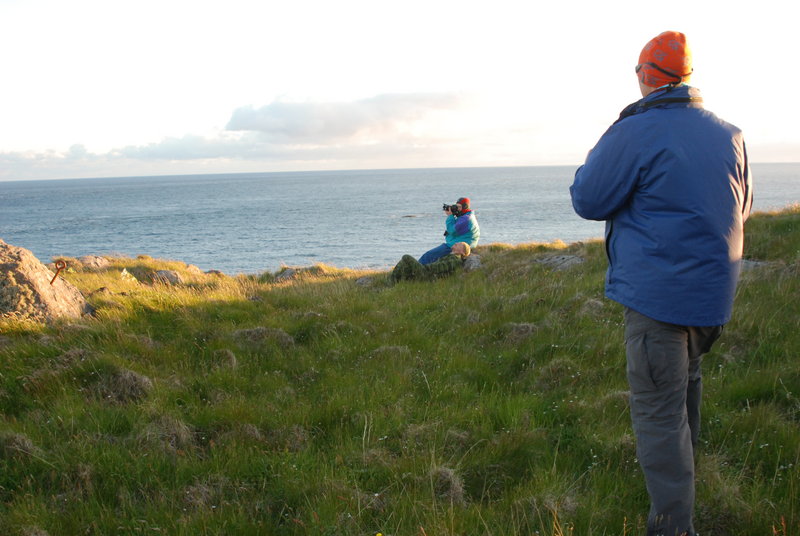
[232,326,295,348]
[0,431,42,460]
[138,415,194,453]
[504,322,539,344]
[430,465,466,505]
[91,367,154,404]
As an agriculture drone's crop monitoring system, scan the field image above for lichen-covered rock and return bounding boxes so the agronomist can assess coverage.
[120,268,138,282]
[0,239,93,322]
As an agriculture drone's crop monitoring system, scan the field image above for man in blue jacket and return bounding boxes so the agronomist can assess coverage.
[419,197,480,265]
[570,31,752,536]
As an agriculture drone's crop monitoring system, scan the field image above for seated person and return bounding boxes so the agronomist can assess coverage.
[419,197,480,265]
[391,242,471,283]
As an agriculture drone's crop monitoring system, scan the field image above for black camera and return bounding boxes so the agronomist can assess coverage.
[443,203,461,215]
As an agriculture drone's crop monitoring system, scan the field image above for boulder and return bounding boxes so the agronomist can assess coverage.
[120,268,138,282]
[275,268,297,282]
[152,270,184,285]
[78,255,110,270]
[0,239,93,322]
[463,254,482,272]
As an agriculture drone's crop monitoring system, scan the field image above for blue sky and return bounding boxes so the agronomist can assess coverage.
[1,0,797,180]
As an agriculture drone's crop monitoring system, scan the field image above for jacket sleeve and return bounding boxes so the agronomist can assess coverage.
[445,215,458,235]
[453,213,473,235]
[570,123,643,221]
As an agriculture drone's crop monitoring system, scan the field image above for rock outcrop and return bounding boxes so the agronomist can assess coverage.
[0,239,93,322]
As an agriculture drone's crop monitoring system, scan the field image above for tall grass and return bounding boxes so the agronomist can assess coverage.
[1,208,798,535]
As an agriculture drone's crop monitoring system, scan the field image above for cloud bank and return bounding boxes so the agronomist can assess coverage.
[1,92,795,181]
[1,93,481,180]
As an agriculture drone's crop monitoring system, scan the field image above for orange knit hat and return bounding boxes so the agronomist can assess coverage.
[637,31,692,88]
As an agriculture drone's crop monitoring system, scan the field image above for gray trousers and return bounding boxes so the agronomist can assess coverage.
[624,308,723,536]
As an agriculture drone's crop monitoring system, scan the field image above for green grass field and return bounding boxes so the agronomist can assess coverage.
[1,206,798,535]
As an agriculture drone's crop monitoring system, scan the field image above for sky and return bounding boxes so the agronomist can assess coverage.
[1,0,798,181]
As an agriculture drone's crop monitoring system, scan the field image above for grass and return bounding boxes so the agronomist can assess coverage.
[1,207,799,535]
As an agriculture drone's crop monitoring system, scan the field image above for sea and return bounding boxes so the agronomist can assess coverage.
[1,164,798,275]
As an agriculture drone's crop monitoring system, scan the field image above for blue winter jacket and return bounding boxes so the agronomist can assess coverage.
[445,209,480,248]
[570,85,753,326]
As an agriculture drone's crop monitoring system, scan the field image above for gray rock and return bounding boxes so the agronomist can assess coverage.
[275,268,297,282]
[120,268,138,282]
[463,254,482,272]
[78,255,110,270]
[0,239,93,322]
[534,254,585,271]
[153,270,184,285]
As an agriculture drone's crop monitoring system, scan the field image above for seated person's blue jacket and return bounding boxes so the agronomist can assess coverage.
[445,210,480,248]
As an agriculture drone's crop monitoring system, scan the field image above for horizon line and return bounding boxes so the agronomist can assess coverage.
[2,161,797,183]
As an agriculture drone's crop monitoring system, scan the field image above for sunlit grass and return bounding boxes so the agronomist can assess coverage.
[1,209,798,535]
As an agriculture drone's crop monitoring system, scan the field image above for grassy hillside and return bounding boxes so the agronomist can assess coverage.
[1,207,798,536]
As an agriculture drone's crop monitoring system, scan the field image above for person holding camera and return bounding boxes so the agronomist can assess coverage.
[570,31,752,536]
[418,197,480,265]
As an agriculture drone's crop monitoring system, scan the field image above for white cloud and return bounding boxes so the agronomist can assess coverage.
[113,93,472,162]
[114,135,250,160]
[225,93,465,143]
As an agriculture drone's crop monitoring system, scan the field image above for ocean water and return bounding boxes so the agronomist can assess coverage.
[1,164,797,274]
